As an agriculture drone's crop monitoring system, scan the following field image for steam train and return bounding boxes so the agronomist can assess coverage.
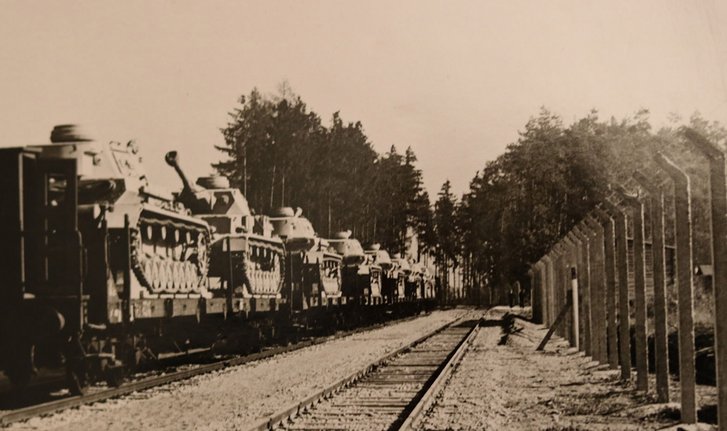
[0,126,437,394]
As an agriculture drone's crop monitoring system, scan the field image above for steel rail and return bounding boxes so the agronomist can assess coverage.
[252,314,481,431]
[0,312,429,427]
[396,317,482,430]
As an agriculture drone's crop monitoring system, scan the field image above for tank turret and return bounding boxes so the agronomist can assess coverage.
[165,150,261,236]
[391,254,412,275]
[268,207,317,252]
[328,230,365,266]
[365,243,392,270]
[33,125,151,196]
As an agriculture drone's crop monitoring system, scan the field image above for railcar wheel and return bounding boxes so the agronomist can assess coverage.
[5,343,35,391]
[66,361,89,396]
[104,363,126,387]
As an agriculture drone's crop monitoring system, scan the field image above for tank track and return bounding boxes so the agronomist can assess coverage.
[238,236,285,296]
[130,210,212,294]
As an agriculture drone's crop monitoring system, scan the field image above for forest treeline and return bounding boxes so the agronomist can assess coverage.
[214,85,726,294]
[214,85,433,256]
[453,109,726,294]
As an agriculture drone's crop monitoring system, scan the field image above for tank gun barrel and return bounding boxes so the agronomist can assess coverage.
[165,151,198,193]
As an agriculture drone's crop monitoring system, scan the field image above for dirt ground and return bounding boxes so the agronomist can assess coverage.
[419,307,717,431]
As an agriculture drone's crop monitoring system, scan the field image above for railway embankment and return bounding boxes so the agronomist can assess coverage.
[419,307,717,431]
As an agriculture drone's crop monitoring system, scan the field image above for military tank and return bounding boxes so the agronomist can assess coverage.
[390,255,411,301]
[40,126,212,299]
[328,231,382,304]
[407,262,426,299]
[0,125,212,393]
[268,207,342,310]
[165,151,285,315]
[365,244,406,303]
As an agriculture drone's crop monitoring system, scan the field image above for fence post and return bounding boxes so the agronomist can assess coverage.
[537,259,548,325]
[550,250,559,328]
[655,153,697,424]
[554,244,566,339]
[602,199,632,381]
[566,240,575,344]
[547,250,558,329]
[532,264,537,321]
[573,226,592,356]
[683,129,727,427]
[567,232,582,351]
[566,233,580,349]
[532,262,543,324]
[540,259,548,324]
[563,242,573,341]
[617,187,649,392]
[634,171,670,402]
[559,241,571,341]
[543,254,554,327]
[585,216,607,364]
[593,207,620,370]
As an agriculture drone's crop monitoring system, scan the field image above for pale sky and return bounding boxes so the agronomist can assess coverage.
[1,0,726,197]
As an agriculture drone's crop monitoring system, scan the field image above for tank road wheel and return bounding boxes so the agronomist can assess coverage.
[150,260,161,291]
[160,261,171,292]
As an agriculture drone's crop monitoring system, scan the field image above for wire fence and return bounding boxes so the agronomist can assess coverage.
[529,130,727,427]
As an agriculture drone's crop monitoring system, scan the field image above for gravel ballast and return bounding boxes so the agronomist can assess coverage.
[8,309,466,431]
[419,307,715,431]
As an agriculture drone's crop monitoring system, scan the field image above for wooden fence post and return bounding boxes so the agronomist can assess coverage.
[602,199,632,381]
[617,187,649,392]
[634,171,670,402]
[593,207,620,370]
[655,153,697,424]
[684,130,727,428]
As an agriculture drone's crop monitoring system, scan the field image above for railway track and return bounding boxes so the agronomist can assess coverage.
[0,312,434,427]
[256,316,482,431]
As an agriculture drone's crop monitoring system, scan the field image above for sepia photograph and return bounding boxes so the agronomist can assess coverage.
[0,1,726,430]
